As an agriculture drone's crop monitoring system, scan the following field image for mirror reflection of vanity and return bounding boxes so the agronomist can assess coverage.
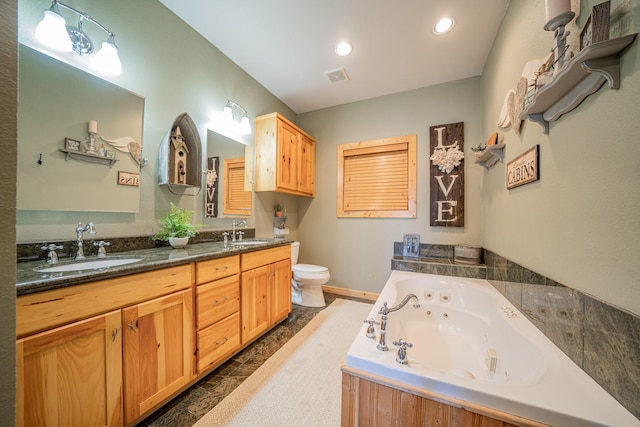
[17,44,144,213]
[205,130,252,219]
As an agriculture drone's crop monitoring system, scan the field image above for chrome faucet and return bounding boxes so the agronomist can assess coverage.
[75,221,96,260]
[231,219,247,242]
[377,294,420,351]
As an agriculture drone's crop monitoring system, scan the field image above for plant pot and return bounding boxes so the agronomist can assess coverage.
[168,237,189,249]
[275,211,283,217]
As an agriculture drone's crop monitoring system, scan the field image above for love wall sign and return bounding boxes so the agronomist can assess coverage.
[429,122,464,227]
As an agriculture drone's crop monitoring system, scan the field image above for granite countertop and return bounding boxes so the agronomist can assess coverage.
[17,239,291,296]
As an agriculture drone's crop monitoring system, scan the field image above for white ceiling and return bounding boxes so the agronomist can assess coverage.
[159,0,510,114]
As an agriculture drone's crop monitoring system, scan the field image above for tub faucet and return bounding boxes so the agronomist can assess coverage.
[393,339,413,365]
[377,294,420,351]
[75,221,96,260]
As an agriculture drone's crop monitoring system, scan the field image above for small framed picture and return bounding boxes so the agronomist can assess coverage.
[105,150,116,159]
[403,234,420,258]
[580,1,610,50]
[64,138,81,152]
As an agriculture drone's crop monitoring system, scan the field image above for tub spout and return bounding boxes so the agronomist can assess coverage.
[383,294,420,315]
[376,295,420,351]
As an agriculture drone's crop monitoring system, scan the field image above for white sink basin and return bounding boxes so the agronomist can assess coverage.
[35,257,143,273]
[231,240,269,246]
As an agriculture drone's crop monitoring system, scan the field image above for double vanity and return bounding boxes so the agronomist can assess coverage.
[16,239,292,427]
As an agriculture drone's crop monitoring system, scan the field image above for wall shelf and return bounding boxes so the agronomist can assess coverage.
[520,34,637,134]
[474,144,505,171]
[59,149,118,168]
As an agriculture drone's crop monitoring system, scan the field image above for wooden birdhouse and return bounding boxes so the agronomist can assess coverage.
[169,125,190,185]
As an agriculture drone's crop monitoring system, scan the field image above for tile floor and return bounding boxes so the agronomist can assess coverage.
[138,293,362,426]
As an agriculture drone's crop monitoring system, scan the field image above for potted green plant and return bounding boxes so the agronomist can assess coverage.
[152,202,202,248]
[274,202,284,217]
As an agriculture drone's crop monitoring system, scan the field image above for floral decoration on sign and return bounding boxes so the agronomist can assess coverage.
[430,144,464,174]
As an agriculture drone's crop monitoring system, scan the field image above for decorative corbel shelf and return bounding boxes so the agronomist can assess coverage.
[520,34,637,134]
[59,149,118,168]
[474,144,505,172]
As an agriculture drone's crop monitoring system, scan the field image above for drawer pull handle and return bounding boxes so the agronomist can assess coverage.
[215,337,229,347]
[214,296,229,304]
[215,265,230,271]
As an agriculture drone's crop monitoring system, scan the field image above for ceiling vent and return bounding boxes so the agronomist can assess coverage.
[325,67,350,83]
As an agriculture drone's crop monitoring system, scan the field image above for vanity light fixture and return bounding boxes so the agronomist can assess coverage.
[223,100,252,135]
[433,17,455,35]
[35,0,122,75]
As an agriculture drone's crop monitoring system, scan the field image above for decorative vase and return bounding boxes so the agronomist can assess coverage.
[168,237,189,249]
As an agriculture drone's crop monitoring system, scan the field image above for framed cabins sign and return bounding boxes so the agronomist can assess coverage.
[429,122,464,227]
[506,145,539,189]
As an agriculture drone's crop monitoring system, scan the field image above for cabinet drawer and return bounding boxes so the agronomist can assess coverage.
[17,265,191,338]
[241,245,291,271]
[195,255,239,284]
[196,312,241,373]
[196,275,239,329]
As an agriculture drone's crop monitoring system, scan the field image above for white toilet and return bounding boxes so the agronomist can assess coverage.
[290,241,329,307]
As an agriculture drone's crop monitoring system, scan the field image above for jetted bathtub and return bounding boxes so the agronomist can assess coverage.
[344,270,639,426]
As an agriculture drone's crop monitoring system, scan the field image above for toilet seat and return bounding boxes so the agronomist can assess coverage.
[292,263,328,274]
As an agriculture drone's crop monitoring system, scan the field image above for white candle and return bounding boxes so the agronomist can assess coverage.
[545,0,571,22]
[88,120,98,134]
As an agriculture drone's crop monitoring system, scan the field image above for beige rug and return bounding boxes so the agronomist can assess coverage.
[193,298,373,427]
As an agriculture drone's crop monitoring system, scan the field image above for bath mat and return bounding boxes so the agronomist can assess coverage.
[192,298,373,427]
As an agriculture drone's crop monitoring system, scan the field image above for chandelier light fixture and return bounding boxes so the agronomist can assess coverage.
[223,100,252,135]
[35,0,122,75]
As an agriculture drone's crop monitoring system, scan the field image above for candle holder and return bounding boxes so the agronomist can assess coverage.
[544,1,575,77]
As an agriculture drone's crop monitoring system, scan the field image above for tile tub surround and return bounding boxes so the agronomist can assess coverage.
[17,229,256,262]
[392,242,640,420]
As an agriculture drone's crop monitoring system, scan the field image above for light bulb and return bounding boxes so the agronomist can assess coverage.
[94,38,122,75]
[35,9,72,52]
[335,41,353,56]
[223,105,233,123]
[434,17,454,34]
[239,116,252,135]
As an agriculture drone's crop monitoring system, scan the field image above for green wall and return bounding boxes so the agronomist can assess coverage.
[17,0,296,242]
[480,0,640,315]
[299,0,640,316]
[298,78,484,294]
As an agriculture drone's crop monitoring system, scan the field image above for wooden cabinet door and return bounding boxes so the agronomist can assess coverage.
[297,132,315,196]
[122,289,193,424]
[270,258,292,324]
[241,264,270,344]
[16,310,123,427]
[276,119,299,193]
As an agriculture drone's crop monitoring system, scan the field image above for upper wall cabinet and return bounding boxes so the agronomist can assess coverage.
[254,113,315,197]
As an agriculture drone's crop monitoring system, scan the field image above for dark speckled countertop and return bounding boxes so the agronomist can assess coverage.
[16,239,292,296]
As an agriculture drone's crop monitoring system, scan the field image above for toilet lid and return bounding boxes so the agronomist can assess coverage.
[293,263,328,274]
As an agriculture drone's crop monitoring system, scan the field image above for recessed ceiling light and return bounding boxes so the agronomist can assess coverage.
[335,41,353,56]
[434,17,455,34]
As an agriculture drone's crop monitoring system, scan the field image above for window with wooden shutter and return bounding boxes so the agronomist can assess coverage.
[337,135,417,218]
[223,157,251,215]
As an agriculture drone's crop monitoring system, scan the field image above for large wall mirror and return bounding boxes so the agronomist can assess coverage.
[17,44,145,213]
[206,130,252,218]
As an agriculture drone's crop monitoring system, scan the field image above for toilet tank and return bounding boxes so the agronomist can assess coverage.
[291,241,300,265]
